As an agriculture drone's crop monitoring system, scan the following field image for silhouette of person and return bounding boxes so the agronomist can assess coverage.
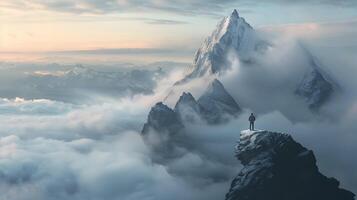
[249,113,256,131]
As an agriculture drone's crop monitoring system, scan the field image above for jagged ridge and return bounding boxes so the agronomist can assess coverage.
[141,79,241,160]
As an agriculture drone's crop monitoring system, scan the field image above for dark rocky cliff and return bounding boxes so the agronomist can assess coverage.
[226,130,355,200]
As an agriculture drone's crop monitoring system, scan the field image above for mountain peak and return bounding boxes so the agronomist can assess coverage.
[210,78,224,90]
[198,79,241,123]
[231,9,239,18]
[177,92,195,103]
[174,92,199,112]
[141,102,183,135]
[175,9,255,83]
[295,68,334,110]
[174,92,201,123]
[202,79,237,105]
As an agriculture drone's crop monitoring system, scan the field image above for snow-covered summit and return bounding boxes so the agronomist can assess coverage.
[178,9,256,83]
[226,130,355,200]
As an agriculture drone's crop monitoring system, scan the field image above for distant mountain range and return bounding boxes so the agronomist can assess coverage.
[24,65,166,103]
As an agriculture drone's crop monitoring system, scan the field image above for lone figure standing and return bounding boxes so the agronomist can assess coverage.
[249,113,256,131]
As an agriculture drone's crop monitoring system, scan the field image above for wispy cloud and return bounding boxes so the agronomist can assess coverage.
[0,0,252,18]
[2,0,357,16]
[50,48,191,55]
[144,19,188,25]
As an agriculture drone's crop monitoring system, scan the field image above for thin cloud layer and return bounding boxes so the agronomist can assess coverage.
[2,0,357,15]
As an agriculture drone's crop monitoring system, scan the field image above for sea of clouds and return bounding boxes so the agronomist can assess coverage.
[0,20,356,200]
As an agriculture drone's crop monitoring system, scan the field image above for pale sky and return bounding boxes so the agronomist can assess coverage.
[1,0,357,53]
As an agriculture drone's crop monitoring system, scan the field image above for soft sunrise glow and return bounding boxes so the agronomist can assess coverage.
[1,0,357,54]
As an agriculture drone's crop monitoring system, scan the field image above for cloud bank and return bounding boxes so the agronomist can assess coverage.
[0,16,356,200]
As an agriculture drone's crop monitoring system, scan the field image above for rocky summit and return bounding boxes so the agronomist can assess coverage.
[226,130,355,200]
[142,102,183,135]
[174,92,201,123]
[198,79,241,124]
[141,102,185,161]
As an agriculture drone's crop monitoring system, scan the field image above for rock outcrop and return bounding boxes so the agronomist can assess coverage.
[141,102,185,161]
[142,102,183,135]
[226,130,355,200]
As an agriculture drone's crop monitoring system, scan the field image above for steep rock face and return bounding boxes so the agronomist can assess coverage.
[296,51,338,109]
[198,79,241,123]
[141,79,241,159]
[173,80,242,124]
[144,79,241,128]
[142,102,183,135]
[296,68,333,110]
[295,45,338,110]
[141,102,184,161]
[177,9,256,84]
[226,130,355,200]
[174,92,203,123]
